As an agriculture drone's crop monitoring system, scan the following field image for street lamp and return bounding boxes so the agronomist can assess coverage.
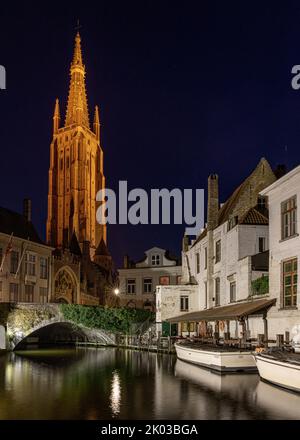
[114,288,120,295]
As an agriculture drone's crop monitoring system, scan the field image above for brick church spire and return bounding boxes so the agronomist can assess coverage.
[46,32,106,257]
[65,32,90,128]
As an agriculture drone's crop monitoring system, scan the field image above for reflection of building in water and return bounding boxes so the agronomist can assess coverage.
[0,348,117,419]
[110,370,121,416]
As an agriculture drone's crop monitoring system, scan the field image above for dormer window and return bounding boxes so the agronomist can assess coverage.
[151,254,160,266]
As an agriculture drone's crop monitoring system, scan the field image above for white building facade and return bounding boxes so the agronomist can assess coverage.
[259,165,300,339]
[118,247,182,312]
[156,158,279,338]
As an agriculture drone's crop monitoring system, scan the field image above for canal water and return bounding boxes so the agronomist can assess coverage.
[0,347,299,419]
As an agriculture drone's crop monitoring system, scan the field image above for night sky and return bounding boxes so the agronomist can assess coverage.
[1,1,300,267]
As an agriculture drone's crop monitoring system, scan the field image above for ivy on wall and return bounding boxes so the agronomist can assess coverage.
[251,275,269,296]
[60,304,154,334]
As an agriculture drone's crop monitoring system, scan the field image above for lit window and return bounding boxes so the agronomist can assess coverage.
[283,258,297,308]
[281,196,297,240]
[126,279,136,294]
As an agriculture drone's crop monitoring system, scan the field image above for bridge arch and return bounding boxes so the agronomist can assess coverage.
[11,318,116,351]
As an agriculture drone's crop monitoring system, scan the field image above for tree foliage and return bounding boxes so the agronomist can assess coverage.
[60,304,154,334]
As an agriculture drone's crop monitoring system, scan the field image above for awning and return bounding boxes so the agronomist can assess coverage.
[167,298,276,323]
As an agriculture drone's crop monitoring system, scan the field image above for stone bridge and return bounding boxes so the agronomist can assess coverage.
[0,303,116,351]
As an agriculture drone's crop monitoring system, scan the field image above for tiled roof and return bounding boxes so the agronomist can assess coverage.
[239,207,268,225]
[191,158,273,249]
[0,206,44,244]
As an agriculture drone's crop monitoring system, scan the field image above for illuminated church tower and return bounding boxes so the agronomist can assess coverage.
[46,32,106,256]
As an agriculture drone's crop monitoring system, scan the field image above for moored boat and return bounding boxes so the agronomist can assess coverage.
[175,341,256,372]
[255,349,300,392]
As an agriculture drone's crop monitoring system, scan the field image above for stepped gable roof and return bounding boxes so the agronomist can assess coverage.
[191,158,273,249]
[95,238,110,257]
[0,206,44,244]
[239,207,268,225]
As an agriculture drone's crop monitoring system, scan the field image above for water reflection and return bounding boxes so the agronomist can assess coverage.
[0,348,299,419]
[110,370,121,416]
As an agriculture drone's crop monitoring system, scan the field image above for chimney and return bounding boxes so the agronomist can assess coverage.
[123,255,130,269]
[23,198,32,222]
[182,234,190,252]
[207,174,219,231]
[274,164,287,180]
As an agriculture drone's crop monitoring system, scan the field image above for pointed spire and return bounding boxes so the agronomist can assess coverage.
[93,105,100,141]
[95,238,110,256]
[53,98,60,134]
[73,32,83,66]
[65,32,90,128]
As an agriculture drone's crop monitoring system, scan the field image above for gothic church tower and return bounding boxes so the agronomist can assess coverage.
[46,32,106,256]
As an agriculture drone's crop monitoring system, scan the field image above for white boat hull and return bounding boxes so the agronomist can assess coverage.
[255,354,300,392]
[175,343,256,372]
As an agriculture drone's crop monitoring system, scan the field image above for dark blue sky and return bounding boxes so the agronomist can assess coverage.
[0,1,300,267]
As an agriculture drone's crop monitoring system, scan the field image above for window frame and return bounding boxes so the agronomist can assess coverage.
[143,277,152,294]
[126,279,136,294]
[9,283,19,302]
[151,254,161,266]
[180,295,189,312]
[282,258,297,308]
[215,277,220,306]
[25,252,36,277]
[230,281,236,303]
[215,240,221,263]
[25,284,34,303]
[40,257,48,279]
[281,196,297,240]
[196,252,200,273]
[10,250,19,274]
[259,237,266,253]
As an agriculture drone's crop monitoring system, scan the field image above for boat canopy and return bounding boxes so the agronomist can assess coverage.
[167,298,276,323]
